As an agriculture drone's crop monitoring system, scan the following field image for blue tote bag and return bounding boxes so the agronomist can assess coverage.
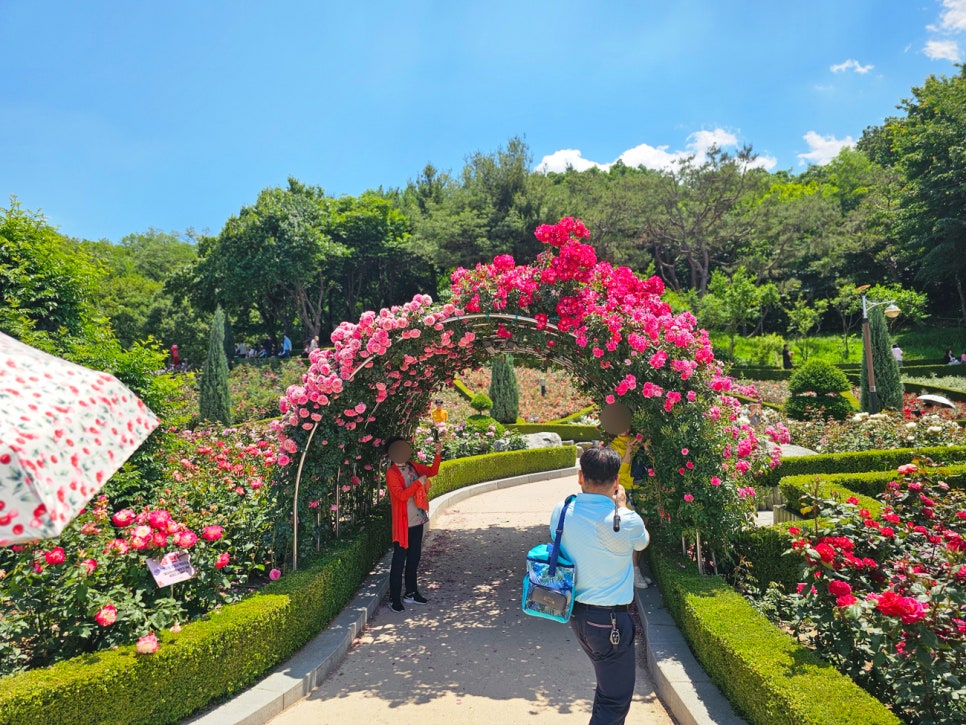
[522,495,576,623]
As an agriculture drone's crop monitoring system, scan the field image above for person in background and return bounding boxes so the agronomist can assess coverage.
[782,344,793,369]
[550,447,650,725]
[279,334,292,359]
[430,398,448,426]
[892,343,903,367]
[539,377,547,397]
[960,350,966,364]
[748,398,763,428]
[385,435,442,612]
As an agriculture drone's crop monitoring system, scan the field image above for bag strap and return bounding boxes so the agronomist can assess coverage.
[548,494,577,576]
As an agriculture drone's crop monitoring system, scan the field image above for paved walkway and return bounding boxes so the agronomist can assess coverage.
[268,474,674,725]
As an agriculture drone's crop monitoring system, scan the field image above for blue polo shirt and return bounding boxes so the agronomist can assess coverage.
[550,493,649,606]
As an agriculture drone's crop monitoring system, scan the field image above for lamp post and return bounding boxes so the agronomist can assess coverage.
[856,284,901,414]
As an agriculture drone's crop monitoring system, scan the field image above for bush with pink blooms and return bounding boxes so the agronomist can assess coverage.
[271,217,783,564]
[0,422,278,675]
[771,463,966,723]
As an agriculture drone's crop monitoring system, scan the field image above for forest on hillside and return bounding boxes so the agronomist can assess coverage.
[2,67,964,365]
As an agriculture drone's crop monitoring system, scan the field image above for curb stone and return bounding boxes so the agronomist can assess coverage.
[188,462,743,724]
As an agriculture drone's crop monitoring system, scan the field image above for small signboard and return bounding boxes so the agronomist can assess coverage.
[146,550,197,587]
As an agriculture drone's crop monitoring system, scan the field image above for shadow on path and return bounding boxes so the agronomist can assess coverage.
[271,476,672,724]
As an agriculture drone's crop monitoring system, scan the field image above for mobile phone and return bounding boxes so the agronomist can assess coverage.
[431,427,439,442]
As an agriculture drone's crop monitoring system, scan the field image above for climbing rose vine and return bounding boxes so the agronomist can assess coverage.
[271,217,785,562]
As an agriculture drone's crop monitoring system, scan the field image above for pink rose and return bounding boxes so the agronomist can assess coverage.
[136,632,159,654]
[269,568,282,581]
[202,525,224,542]
[95,604,117,626]
[683,493,694,503]
[897,463,918,475]
[215,552,230,569]
[44,547,66,565]
[81,558,98,576]
[173,530,198,548]
[111,509,136,527]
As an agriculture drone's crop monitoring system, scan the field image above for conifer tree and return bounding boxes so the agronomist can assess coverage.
[488,354,520,424]
[200,307,232,424]
[860,307,904,412]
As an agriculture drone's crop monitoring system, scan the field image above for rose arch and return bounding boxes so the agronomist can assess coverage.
[270,217,788,568]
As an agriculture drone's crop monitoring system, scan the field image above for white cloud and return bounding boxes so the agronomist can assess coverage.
[939,0,966,32]
[532,149,602,174]
[534,128,777,175]
[830,58,874,74]
[924,38,963,61]
[924,0,966,61]
[797,131,856,166]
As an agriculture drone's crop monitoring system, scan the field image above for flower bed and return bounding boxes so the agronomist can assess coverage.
[458,365,592,421]
[769,465,966,723]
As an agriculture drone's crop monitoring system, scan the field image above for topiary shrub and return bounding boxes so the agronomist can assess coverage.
[859,307,904,412]
[785,359,852,421]
[488,354,519,424]
[469,392,493,413]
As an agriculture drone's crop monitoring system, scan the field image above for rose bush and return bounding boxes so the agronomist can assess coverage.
[0,422,278,674]
[774,463,966,723]
[271,217,782,566]
[459,365,591,421]
[787,411,964,453]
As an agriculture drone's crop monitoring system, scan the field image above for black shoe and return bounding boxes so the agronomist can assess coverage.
[404,591,428,605]
[389,600,405,612]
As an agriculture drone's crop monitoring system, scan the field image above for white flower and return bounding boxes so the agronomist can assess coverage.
[905,422,917,430]
[928,426,943,434]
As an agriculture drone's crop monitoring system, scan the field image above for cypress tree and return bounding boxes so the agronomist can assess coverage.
[199,307,232,424]
[859,307,904,412]
[488,354,520,424]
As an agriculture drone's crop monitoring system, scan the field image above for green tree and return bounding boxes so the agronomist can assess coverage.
[0,199,101,337]
[785,297,829,362]
[859,307,904,413]
[488,354,519,424]
[199,307,231,424]
[698,265,778,357]
[876,67,966,319]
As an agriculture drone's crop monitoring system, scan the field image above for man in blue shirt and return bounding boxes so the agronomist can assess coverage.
[550,446,650,725]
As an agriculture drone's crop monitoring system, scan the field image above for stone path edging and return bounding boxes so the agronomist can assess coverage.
[188,463,745,725]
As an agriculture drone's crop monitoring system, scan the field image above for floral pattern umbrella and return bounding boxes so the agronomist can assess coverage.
[0,332,159,545]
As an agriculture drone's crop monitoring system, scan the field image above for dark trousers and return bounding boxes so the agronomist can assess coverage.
[570,608,637,725]
[389,524,424,603]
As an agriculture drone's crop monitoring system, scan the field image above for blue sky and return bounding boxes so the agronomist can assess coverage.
[1,1,964,243]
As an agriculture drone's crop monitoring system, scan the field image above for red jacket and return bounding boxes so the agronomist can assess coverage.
[387,454,440,548]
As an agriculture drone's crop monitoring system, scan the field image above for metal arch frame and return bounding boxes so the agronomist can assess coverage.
[290,309,589,570]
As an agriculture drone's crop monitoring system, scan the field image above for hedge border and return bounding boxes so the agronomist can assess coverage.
[649,548,900,725]
[509,422,599,441]
[0,446,577,725]
[757,444,966,487]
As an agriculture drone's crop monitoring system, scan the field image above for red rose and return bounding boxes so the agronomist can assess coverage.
[202,525,224,542]
[828,580,852,598]
[215,552,230,569]
[44,547,66,565]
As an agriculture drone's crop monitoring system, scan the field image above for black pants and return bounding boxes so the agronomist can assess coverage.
[571,608,637,724]
[389,524,424,603]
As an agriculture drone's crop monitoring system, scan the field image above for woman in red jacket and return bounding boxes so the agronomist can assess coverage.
[385,436,442,612]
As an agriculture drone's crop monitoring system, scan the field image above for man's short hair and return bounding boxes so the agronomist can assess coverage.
[579,446,621,486]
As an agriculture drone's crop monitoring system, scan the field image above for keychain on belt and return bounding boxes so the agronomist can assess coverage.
[610,612,621,646]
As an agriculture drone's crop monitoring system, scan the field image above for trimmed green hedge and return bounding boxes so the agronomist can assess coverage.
[780,465,966,499]
[509,423,599,441]
[430,445,577,499]
[733,523,803,593]
[759,444,966,487]
[778,478,883,518]
[550,405,595,423]
[901,381,966,402]
[649,549,900,725]
[452,378,474,401]
[0,447,576,725]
